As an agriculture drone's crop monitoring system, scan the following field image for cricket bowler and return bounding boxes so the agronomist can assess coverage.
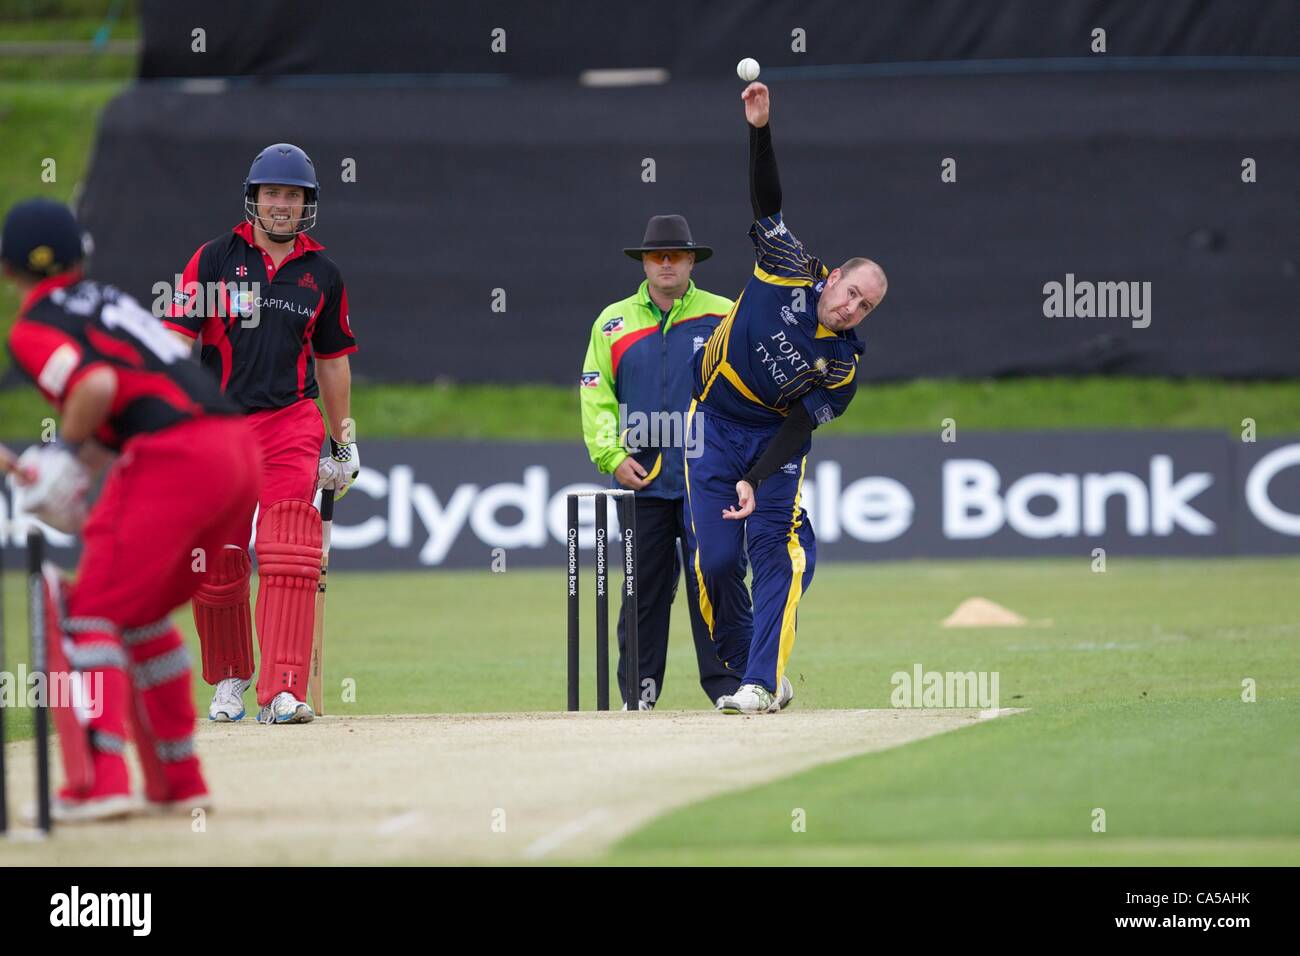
[163,143,358,724]
[687,83,888,715]
[2,198,261,820]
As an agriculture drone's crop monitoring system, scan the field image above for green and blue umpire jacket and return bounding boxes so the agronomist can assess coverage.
[581,279,733,501]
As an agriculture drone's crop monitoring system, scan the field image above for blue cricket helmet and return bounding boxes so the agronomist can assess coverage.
[1,198,85,279]
[243,143,319,237]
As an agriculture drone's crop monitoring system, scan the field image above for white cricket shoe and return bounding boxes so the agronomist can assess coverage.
[775,675,794,711]
[208,677,252,722]
[25,793,135,825]
[716,683,776,715]
[257,691,314,725]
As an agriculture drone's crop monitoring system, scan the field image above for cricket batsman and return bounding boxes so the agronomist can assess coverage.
[688,83,888,715]
[2,198,261,820]
[163,143,358,724]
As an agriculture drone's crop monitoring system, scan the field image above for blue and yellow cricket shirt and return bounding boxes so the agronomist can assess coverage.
[693,212,864,428]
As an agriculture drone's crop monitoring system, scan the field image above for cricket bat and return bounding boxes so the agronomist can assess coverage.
[310,489,334,716]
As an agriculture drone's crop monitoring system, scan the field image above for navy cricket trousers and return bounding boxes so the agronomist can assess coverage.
[683,402,817,693]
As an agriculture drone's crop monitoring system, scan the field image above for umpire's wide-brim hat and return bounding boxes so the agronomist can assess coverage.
[623,214,712,262]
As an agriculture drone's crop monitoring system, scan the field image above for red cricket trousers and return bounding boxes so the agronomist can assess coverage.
[244,398,326,516]
[65,415,262,801]
[192,398,325,707]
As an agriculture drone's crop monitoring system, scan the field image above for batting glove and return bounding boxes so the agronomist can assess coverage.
[12,443,91,534]
[318,438,360,499]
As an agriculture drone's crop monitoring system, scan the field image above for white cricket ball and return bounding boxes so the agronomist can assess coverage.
[737,58,761,82]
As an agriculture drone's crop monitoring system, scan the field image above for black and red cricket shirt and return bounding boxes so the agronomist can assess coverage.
[163,222,357,412]
[7,273,236,452]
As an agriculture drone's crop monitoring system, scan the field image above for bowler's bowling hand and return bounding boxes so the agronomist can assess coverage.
[614,456,650,490]
[742,82,769,127]
[724,480,755,520]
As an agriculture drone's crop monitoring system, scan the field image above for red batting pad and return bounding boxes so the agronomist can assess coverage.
[194,545,254,683]
[253,499,322,704]
[42,580,96,794]
[127,626,205,803]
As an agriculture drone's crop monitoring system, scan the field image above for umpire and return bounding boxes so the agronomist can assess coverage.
[580,215,738,709]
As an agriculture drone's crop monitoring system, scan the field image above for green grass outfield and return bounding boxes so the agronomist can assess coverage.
[4,556,1298,865]
[0,77,125,339]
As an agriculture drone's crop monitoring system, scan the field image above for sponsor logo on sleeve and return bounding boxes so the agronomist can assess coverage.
[580,371,601,389]
[815,403,834,425]
[601,316,624,337]
[37,343,82,397]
